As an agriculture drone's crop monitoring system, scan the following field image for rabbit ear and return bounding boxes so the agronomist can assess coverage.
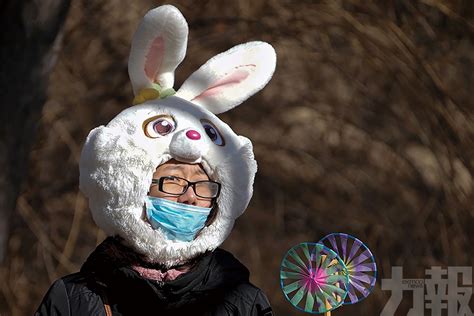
[176,41,276,114]
[128,5,188,95]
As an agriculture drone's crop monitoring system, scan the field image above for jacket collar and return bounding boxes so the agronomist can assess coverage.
[80,236,249,310]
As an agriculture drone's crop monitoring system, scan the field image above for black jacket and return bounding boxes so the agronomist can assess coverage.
[35,237,273,316]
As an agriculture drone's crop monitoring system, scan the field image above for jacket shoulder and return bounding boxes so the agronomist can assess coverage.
[35,273,106,316]
[223,283,273,316]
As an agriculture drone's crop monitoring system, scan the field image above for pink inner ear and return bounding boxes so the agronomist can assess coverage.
[145,36,165,82]
[192,65,255,101]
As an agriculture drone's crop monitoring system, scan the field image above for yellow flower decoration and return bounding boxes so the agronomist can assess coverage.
[132,83,176,105]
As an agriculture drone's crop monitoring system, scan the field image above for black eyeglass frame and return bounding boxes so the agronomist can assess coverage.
[151,176,221,199]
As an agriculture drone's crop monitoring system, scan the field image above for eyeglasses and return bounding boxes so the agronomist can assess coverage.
[151,176,221,199]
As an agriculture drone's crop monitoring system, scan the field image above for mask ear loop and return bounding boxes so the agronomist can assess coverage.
[204,201,218,227]
[187,201,217,242]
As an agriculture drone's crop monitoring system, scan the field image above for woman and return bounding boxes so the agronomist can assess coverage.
[36,5,276,315]
[36,160,273,315]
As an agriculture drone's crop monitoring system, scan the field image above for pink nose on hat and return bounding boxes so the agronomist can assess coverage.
[186,130,201,140]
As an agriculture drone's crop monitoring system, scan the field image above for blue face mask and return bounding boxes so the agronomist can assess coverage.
[145,196,212,242]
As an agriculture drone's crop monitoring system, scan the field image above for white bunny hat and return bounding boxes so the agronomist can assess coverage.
[79,5,276,267]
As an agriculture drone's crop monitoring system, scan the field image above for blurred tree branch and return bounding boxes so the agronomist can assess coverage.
[0,0,70,262]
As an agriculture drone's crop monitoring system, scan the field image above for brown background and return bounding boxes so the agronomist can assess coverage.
[1,0,473,315]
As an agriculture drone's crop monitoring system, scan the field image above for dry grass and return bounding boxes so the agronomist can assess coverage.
[1,0,473,315]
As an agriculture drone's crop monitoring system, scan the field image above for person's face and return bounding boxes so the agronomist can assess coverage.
[148,159,213,208]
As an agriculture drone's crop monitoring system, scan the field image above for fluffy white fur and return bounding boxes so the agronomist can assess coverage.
[79,5,275,267]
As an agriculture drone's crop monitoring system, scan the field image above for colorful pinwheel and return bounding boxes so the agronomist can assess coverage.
[280,234,377,315]
[318,233,377,305]
[280,243,349,314]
